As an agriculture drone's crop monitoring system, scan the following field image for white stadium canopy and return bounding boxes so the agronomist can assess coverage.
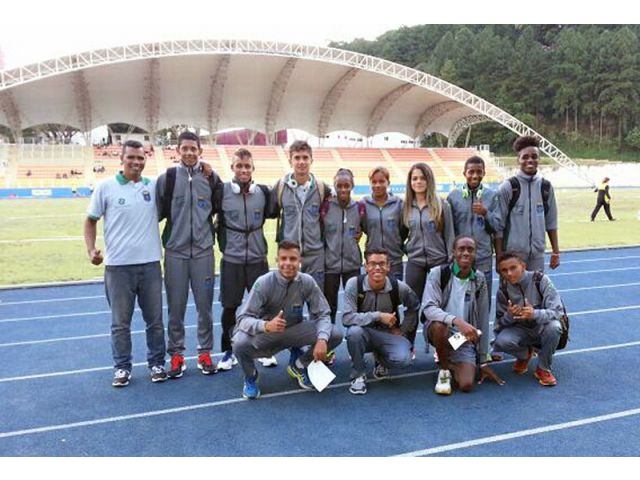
[0,39,590,183]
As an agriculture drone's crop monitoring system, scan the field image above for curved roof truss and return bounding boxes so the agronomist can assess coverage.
[447,115,490,147]
[0,39,593,185]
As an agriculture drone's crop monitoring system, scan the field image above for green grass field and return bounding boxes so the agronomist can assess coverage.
[1,188,639,286]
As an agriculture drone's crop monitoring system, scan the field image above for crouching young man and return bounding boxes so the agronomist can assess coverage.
[494,252,564,386]
[422,236,504,395]
[342,248,419,395]
[232,240,343,399]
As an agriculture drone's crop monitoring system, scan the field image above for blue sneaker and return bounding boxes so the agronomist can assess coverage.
[242,372,260,399]
[288,347,303,367]
[287,362,314,390]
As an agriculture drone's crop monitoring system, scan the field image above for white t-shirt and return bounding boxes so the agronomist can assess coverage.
[87,173,162,266]
[444,276,470,327]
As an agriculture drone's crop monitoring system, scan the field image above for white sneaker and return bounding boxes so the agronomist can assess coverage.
[434,369,452,395]
[258,356,278,368]
[349,374,367,395]
[217,351,238,371]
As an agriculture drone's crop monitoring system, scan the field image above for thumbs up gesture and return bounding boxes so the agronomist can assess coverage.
[519,298,535,320]
[265,310,287,333]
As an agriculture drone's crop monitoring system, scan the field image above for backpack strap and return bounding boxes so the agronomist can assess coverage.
[161,166,177,222]
[440,264,452,291]
[275,179,285,243]
[502,177,521,250]
[389,275,401,319]
[541,178,551,216]
[356,274,366,313]
[257,184,271,224]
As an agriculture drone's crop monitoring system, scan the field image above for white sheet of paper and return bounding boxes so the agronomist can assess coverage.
[448,332,467,350]
[307,360,336,392]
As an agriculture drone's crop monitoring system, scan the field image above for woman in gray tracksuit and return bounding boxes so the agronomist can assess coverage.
[403,163,454,346]
[362,166,405,280]
[403,163,454,304]
[321,169,364,323]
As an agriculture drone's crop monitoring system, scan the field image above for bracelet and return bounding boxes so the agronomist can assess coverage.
[479,362,489,368]
[551,252,560,256]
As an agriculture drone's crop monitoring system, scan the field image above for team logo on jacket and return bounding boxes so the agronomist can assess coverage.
[142,190,151,202]
[387,219,396,229]
[310,204,320,216]
[254,209,262,222]
[197,197,207,209]
[118,198,126,205]
[536,203,544,215]
[427,220,436,232]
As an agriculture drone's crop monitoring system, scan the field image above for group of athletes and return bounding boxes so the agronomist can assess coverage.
[83,131,566,399]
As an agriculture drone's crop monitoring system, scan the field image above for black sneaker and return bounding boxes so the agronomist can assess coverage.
[150,365,168,383]
[112,369,131,387]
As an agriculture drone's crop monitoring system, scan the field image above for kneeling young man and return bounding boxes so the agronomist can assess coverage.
[494,252,564,386]
[342,248,419,395]
[422,236,503,395]
[232,240,343,399]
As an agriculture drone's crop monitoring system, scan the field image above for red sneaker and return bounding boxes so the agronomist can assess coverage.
[512,348,533,375]
[534,367,557,386]
[197,352,218,375]
[168,353,186,379]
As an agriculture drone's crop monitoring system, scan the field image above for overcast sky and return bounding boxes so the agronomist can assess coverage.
[0,0,624,69]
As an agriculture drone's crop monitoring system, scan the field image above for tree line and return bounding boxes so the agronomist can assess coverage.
[330,25,640,158]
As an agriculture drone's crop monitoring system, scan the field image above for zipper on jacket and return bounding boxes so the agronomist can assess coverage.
[243,193,249,265]
[189,170,194,259]
[340,206,345,273]
[378,205,385,250]
[470,190,475,238]
[527,180,532,258]
[418,206,429,263]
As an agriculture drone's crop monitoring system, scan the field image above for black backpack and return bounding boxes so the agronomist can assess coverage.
[356,274,401,326]
[499,271,570,350]
[502,176,552,249]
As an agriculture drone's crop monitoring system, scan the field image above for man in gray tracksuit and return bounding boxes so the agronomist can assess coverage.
[495,136,560,272]
[494,252,564,386]
[213,148,275,370]
[156,131,221,378]
[362,194,405,280]
[422,236,503,395]
[274,140,330,289]
[447,156,501,302]
[232,240,343,399]
[342,248,418,395]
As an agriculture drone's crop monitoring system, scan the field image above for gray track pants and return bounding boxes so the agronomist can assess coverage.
[232,322,343,378]
[345,325,412,378]
[494,321,562,371]
[164,253,215,355]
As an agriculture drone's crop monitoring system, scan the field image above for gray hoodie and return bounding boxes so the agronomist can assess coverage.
[156,162,219,259]
[235,270,332,341]
[447,184,500,271]
[362,194,405,268]
[495,270,564,331]
[273,173,327,260]
[342,275,419,335]
[496,171,558,258]
[213,181,273,265]
[322,197,363,274]
[405,199,455,268]
[421,265,490,362]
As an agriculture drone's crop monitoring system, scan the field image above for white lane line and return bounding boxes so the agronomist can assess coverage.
[0,340,638,439]
[395,407,640,457]
[0,301,223,323]
[559,255,640,264]
[0,288,221,307]
[558,282,640,293]
[548,266,640,276]
[2,300,640,349]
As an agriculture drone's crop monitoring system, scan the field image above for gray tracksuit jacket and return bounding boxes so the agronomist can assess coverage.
[362,194,404,268]
[447,184,500,271]
[156,161,219,259]
[213,181,273,265]
[235,270,332,341]
[405,199,455,268]
[322,197,363,274]
[495,270,564,332]
[342,275,419,335]
[422,265,490,362]
[496,171,558,259]
[273,173,327,261]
